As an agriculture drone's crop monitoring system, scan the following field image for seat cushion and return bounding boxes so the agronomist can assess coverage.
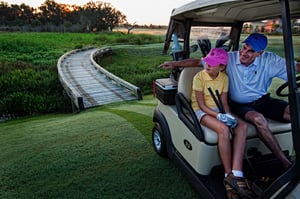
[201,118,291,144]
[177,67,202,99]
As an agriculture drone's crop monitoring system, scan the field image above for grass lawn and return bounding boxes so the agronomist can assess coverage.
[0,95,199,199]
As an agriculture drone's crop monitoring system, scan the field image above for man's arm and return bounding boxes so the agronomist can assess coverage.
[160,58,202,69]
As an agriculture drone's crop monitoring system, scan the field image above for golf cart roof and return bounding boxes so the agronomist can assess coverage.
[170,0,300,24]
[163,0,300,54]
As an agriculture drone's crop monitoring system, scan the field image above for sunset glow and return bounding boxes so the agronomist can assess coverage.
[5,0,192,25]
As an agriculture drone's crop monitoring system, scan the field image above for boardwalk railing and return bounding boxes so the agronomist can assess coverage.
[91,48,142,101]
[57,48,89,112]
[57,47,142,112]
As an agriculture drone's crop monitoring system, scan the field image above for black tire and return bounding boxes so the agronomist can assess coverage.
[152,122,168,157]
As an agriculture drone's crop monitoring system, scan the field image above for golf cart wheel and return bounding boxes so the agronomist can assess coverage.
[152,123,168,157]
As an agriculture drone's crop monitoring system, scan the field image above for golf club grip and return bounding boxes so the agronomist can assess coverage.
[208,88,234,136]
[207,87,222,112]
[215,90,225,113]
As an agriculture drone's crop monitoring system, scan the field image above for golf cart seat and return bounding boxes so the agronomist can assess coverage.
[175,67,293,173]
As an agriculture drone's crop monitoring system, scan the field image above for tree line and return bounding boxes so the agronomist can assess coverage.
[0,0,128,32]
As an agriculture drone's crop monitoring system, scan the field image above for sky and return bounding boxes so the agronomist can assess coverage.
[5,0,192,25]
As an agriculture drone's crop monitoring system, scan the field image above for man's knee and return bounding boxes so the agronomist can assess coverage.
[245,111,268,127]
[283,105,290,121]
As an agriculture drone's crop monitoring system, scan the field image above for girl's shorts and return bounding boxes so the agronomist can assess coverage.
[194,107,219,121]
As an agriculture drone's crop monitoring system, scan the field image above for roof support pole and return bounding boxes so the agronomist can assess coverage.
[280,0,300,181]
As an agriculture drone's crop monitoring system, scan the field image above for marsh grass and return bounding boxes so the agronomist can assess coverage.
[0,32,167,116]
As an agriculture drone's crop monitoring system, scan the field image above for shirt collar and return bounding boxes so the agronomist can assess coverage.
[203,70,222,80]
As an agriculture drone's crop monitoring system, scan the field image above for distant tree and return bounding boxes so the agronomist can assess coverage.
[0,0,127,32]
[38,0,63,25]
[101,3,126,31]
[81,1,126,32]
[125,21,136,34]
[16,3,35,25]
[62,4,81,26]
[80,2,96,32]
[0,2,11,25]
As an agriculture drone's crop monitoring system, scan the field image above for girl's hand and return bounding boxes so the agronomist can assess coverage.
[217,113,237,128]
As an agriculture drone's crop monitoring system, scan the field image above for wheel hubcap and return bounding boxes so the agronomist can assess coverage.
[153,131,161,150]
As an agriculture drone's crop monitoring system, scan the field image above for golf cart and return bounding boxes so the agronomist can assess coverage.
[152,0,300,198]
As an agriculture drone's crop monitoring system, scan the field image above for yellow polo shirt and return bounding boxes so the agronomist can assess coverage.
[191,70,228,110]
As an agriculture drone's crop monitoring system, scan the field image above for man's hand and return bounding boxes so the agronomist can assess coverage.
[217,113,237,128]
[160,61,175,69]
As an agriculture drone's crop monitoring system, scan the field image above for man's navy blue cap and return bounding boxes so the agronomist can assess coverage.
[243,33,268,52]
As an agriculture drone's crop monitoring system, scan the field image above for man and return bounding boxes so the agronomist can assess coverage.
[160,33,300,169]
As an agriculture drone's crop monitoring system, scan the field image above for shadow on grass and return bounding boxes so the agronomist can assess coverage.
[104,109,153,143]
[0,103,199,199]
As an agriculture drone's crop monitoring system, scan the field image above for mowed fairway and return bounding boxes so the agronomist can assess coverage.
[0,96,199,199]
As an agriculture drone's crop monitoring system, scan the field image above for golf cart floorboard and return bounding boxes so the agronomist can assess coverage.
[174,150,290,199]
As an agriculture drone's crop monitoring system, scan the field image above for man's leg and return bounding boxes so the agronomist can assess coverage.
[244,111,292,168]
[283,105,290,121]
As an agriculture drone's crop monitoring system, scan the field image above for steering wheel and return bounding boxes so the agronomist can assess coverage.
[276,76,300,97]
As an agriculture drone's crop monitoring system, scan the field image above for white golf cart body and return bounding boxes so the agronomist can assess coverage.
[152,0,300,198]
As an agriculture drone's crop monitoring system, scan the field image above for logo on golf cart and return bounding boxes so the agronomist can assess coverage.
[183,139,192,150]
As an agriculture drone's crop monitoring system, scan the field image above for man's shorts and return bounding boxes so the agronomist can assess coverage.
[229,93,288,122]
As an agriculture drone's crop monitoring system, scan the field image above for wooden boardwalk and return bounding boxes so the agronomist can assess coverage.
[57,47,141,111]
